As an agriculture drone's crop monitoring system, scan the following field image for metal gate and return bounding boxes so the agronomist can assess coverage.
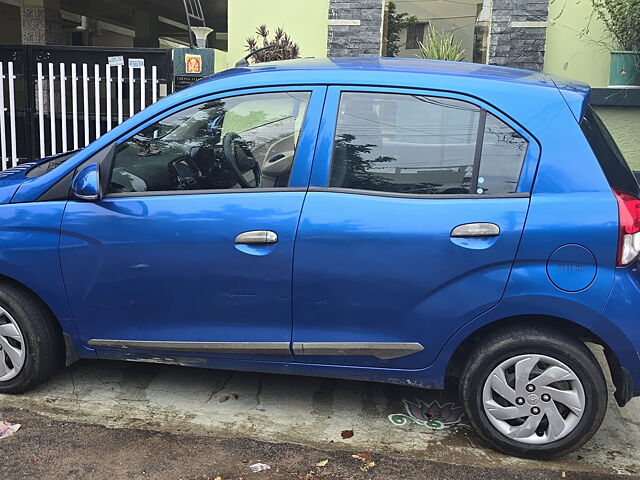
[0,45,173,167]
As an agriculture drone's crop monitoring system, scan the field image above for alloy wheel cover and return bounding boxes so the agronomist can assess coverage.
[0,306,26,382]
[482,354,586,445]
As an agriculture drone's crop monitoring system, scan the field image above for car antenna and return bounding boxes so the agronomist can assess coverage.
[235,45,277,68]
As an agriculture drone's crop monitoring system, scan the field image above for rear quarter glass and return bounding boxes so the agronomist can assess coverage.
[581,107,640,196]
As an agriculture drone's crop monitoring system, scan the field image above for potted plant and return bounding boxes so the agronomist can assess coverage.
[245,25,300,63]
[592,0,640,87]
[418,26,465,62]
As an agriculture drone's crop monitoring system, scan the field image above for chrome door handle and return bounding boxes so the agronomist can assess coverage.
[234,230,278,245]
[450,223,500,238]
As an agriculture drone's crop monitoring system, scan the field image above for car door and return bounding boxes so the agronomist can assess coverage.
[60,86,326,361]
[292,86,538,369]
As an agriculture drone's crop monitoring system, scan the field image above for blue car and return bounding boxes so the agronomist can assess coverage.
[0,57,637,459]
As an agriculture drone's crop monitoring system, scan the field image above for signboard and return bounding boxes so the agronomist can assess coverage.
[172,48,214,90]
[128,58,145,69]
[185,54,202,74]
[108,55,124,66]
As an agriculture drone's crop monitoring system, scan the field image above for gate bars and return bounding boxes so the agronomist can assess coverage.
[34,62,161,159]
[0,45,173,168]
[0,62,17,170]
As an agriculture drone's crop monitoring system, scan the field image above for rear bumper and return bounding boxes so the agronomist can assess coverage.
[594,267,640,404]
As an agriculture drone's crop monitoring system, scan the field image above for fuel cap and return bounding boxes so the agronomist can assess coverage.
[546,244,597,292]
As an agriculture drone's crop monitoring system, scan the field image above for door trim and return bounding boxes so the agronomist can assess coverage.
[87,339,291,355]
[292,342,424,360]
[87,339,424,359]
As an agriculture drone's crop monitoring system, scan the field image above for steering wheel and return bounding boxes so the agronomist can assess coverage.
[222,132,262,188]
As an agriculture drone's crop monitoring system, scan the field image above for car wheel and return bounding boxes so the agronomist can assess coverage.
[460,326,607,459]
[0,283,62,394]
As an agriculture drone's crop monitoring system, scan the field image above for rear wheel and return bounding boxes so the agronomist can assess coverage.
[460,326,607,459]
[0,283,62,394]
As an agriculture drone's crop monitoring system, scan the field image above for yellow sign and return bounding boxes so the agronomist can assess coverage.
[185,54,202,74]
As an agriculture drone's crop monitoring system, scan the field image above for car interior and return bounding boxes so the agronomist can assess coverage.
[109,92,310,193]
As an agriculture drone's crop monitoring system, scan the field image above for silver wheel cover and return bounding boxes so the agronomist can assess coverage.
[0,306,26,381]
[482,354,586,445]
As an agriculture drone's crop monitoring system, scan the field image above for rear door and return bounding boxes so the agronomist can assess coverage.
[292,86,538,369]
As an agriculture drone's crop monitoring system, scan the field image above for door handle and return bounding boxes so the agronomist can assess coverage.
[234,230,278,245]
[450,223,500,238]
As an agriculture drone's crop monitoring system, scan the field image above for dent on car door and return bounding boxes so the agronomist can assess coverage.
[292,87,537,369]
[59,86,326,361]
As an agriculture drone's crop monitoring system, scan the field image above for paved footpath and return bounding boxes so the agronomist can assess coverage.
[0,347,638,478]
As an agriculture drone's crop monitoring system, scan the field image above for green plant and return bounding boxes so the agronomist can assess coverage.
[245,25,300,63]
[418,26,465,61]
[592,0,640,51]
[383,1,418,57]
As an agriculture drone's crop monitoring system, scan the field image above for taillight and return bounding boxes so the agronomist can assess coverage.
[613,188,640,266]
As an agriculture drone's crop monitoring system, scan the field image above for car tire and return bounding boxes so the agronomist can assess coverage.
[460,326,607,459]
[0,283,62,394]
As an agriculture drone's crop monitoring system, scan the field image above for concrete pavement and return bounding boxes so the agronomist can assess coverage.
[0,345,638,477]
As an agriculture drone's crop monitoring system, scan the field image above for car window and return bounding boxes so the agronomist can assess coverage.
[108,91,311,194]
[329,91,528,195]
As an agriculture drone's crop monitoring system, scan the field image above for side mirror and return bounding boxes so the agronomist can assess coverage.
[71,163,101,201]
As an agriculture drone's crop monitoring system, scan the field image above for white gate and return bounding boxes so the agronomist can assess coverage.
[0,62,17,170]
[34,61,163,159]
[0,46,173,167]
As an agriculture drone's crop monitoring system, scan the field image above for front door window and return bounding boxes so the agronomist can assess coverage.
[109,91,311,193]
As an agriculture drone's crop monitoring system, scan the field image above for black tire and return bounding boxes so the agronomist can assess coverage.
[0,283,62,394]
[460,326,607,459]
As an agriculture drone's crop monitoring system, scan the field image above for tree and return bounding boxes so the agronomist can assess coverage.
[383,1,418,57]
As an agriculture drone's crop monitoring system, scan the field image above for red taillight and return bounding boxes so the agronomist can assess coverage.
[613,188,640,266]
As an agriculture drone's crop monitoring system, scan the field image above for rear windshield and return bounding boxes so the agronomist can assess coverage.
[581,107,639,196]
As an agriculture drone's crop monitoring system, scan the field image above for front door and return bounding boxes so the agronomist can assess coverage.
[292,87,537,369]
[60,87,325,360]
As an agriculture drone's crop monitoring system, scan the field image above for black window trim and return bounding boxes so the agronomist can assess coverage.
[326,89,532,200]
[308,186,530,200]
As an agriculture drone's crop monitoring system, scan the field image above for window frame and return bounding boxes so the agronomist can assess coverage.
[406,22,428,50]
[309,85,540,199]
[103,85,327,199]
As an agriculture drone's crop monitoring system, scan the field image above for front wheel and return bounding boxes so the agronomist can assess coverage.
[460,326,607,459]
[0,283,62,394]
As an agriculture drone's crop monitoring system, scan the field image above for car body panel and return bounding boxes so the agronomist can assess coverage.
[0,57,636,401]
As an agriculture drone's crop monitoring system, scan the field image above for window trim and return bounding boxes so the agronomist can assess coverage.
[102,86,326,198]
[309,85,540,199]
[307,186,530,199]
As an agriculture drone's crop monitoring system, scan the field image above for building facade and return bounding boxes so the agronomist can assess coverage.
[0,0,636,167]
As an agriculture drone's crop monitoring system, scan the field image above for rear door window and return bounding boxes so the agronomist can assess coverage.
[329,91,528,195]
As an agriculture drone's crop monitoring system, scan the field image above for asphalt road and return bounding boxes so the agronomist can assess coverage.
[0,346,638,479]
[0,408,627,480]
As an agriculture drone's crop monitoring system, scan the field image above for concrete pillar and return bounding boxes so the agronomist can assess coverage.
[487,0,550,72]
[327,0,385,57]
[20,0,63,45]
[133,9,159,48]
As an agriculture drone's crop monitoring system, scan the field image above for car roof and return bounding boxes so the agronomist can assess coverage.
[203,56,552,88]
[192,57,590,121]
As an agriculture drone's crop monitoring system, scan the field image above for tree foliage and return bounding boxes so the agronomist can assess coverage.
[383,1,418,57]
[592,0,640,51]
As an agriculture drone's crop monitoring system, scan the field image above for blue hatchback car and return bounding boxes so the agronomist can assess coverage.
[0,57,637,459]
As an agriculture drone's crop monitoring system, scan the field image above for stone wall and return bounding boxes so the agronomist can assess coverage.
[488,0,549,72]
[327,0,384,57]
